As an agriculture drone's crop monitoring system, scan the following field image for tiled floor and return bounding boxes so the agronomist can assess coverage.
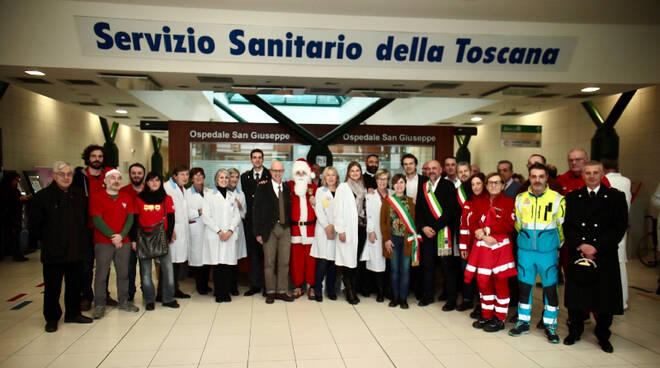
[0,255,658,368]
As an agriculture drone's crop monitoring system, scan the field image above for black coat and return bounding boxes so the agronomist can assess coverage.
[363,172,377,190]
[252,181,291,243]
[29,182,88,264]
[563,185,627,314]
[415,178,460,241]
[241,168,271,224]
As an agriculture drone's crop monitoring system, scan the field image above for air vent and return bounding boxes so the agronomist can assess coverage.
[139,116,160,119]
[74,101,102,106]
[13,77,51,84]
[463,122,482,126]
[471,111,493,115]
[107,115,130,119]
[424,82,462,89]
[500,111,524,116]
[110,102,138,107]
[59,79,99,86]
[347,89,421,98]
[566,93,601,99]
[98,73,161,90]
[482,85,547,99]
[531,93,561,98]
[197,76,234,84]
[308,87,342,94]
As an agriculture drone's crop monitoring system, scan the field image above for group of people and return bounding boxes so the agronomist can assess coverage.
[29,144,630,354]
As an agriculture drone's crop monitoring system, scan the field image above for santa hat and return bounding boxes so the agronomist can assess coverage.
[292,158,315,179]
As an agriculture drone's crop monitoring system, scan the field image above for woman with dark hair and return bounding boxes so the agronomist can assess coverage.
[0,171,30,261]
[131,171,179,311]
[458,173,488,318]
[334,161,367,304]
[464,173,516,333]
[185,167,212,295]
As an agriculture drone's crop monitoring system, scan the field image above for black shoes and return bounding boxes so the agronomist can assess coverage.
[106,295,118,306]
[315,294,323,302]
[265,293,275,304]
[215,295,231,303]
[418,298,433,307]
[45,321,58,333]
[599,340,614,353]
[442,301,457,312]
[64,315,93,324]
[456,300,473,311]
[230,289,240,296]
[244,287,261,296]
[563,334,581,345]
[376,293,384,303]
[400,299,409,309]
[469,305,482,319]
[483,318,505,332]
[162,300,180,308]
[472,318,489,329]
[146,303,155,311]
[327,294,337,301]
[175,290,191,299]
[389,297,399,308]
[276,293,294,302]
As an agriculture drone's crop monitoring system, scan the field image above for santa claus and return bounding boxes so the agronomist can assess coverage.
[287,158,319,299]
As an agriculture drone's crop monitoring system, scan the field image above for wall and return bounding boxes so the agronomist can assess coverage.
[467,85,659,258]
[0,85,168,184]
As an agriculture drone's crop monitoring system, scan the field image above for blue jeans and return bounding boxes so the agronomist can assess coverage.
[139,253,174,304]
[389,236,410,299]
[314,258,337,296]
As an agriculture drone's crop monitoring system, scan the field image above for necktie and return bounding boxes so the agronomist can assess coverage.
[255,172,260,181]
[589,190,596,199]
[278,184,286,224]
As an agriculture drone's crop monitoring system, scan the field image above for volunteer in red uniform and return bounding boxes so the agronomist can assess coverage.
[287,159,318,299]
[119,163,145,302]
[465,172,517,333]
[72,144,115,311]
[90,169,139,319]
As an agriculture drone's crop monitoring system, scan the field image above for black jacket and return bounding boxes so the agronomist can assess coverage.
[415,178,460,241]
[252,180,291,243]
[29,182,88,264]
[241,167,271,222]
[564,185,627,314]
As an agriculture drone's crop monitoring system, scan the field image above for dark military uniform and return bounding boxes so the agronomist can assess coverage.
[563,185,627,344]
[240,167,271,291]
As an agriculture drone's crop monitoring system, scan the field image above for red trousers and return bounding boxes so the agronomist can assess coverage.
[290,243,316,287]
[476,274,510,321]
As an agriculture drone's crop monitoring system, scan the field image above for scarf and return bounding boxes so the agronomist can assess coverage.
[138,186,166,204]
[346,178,366,219]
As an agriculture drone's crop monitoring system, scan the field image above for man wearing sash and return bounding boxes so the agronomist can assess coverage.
[415,160,460,307]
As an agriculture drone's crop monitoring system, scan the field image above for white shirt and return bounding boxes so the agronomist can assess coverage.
[504,178,514,190]
[430,178,440,193]
[253,168,264,181]
[446,176,461,188]
[588,185,600,196]
[406,174,419,200]
[271,180,283,198]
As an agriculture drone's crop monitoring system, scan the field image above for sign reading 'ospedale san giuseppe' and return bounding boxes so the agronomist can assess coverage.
[75,16,577,71]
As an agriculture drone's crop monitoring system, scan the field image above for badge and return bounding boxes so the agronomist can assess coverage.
[308,188,314,195]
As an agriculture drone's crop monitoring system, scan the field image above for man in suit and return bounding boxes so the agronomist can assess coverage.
[415,160,459,307]
[253,160,294,304]
[499,160,522,198]
[402,154,428,300]
[563,161,627,353]
[241,149,271,296]
[363,154,379,190]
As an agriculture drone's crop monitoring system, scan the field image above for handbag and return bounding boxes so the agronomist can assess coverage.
[136,202,169,260]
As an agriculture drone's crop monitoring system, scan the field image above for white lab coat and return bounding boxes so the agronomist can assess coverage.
[605,172,632,308]
[310,186,336,261]
[185,185,212,267]
[164,178,190,263]
[360,191,391,272]
[231,188,248,260]
[201,189,241,265]
[333,182,359,268]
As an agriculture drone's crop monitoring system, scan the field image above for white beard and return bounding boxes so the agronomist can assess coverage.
[294,175,310,197]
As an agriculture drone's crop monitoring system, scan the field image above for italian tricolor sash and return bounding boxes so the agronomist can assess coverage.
[386,195,422,266]
[457,185,467,207]
[423,181,452,256]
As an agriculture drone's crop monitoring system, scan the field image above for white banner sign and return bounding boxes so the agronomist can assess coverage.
[75,16,577,71]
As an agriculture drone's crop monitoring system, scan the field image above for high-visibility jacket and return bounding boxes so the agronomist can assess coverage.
[515,186,565,252]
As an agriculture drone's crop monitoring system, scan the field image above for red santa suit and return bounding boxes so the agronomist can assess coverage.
[288,159,318,290]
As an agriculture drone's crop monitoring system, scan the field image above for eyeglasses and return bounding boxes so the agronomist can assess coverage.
[487,181,502,185]
[54,172,74,178]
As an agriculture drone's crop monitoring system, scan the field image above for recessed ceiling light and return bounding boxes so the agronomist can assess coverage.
[25,70,45,76]
[581,87,600,93]
[115,109,128,114]
[470,116,483,122]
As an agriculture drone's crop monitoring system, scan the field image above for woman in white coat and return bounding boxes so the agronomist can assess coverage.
[163,165,191,298]
[185,168,213,295]
[202,169,241,303]
[361,169,392,302]
[228,168,247,296]
[310,166,339,302]
[334,161,367,305]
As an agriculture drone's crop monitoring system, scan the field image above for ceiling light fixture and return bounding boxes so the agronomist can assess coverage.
[581,87,600,93]
[470,116,483,122]
[25,70,45,76]
[115,109,128,114]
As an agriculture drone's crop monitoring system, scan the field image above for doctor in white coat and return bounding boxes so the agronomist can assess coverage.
[202,169,241,303]
[603,159,632,309]
[228,168,247,296]
[310,166,339,301]
[186,168,213,295]
[361,169,392,302]
[334,161,367,305]
[163,165,191,298]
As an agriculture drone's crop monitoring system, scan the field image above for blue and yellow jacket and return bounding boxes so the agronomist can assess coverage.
[515,186,565,252]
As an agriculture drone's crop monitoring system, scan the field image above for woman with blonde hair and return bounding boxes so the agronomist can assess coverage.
[310,166,339,301]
